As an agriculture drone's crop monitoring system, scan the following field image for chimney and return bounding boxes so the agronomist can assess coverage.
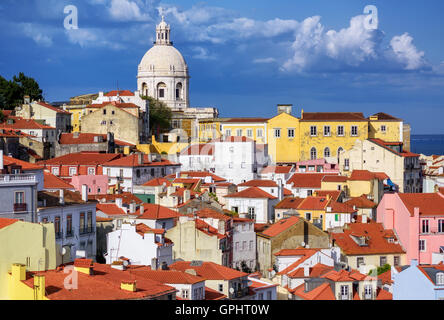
[116,198,123,209]
[303,266,310,277]
[0,149,3,171]
[139,204,144,215]
[81,184,88,202]
[184,189,191,203]
[277,178,283,201]
[59,189,65,205]
[151,258,158,270]
[33,275,46,300]
[121,281,136,292]
[12,263,27,281]
[129,202,136,214]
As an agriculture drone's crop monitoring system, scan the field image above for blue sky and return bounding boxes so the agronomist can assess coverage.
[1,0,443,134]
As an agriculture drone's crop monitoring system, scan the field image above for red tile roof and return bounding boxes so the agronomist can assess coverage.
[196,208,231,221]
[238,179,278,187]
[287,263,334,279]
[89,193,143,205]
[102,154,180,167]
[275,197,305,209]
[41,152,121,166]
[287,173,337,188]
[135,223,165,236]
[260,166,294,174]
[291,282,335,300]
[223,118,268,123]
[0,116,55,130]
[259,216,300,238]
[36,102,71,114]
[105,90,135,97]
[136,203,181,220]
[327,201,357,214]
[86,101,139,109]
[212,136,255,143]
[195,219,225,239]
[170,261,248,280]
[397,193,444,216]
[0,218,19,229]
[96,203,127,216]
[321,268,369,282]
[178,171,226,182]
[142,177,171,187]
[274,248,320,257]
[322,175,348,183]
[369,139,419,158]
[344,195,377,209]
[301,112,366,121]
[74,258,93,268]
[3,155,43,171]
[43,171,74,190]
[369,112,401,121]
[348,170,389,181]
[314,190,342,202]
[126,266,204,284]
[297,196,329,210]
[331,222,405,255]
[58,133,135,146]
[224,187,277,199]
[205,286,227,300]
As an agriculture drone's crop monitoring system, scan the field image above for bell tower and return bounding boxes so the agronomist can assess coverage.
[155,16,171,46]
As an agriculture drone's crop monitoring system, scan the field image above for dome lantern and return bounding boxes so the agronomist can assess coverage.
[155,16,171,46]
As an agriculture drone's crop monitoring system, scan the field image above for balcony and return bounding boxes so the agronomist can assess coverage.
[13,203,27,213]
[0,174,36,184]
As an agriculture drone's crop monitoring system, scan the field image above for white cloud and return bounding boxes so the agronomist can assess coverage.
[192,47,216,60]
[253,57,276,64]
[108,0,151,21]
[21,23,53,47]
[389,33,426,70]
[65,28,123,50]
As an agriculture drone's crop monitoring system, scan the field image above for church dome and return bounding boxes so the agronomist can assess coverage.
[138,45,188,76]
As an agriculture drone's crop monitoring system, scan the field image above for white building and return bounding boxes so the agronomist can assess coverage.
[259,165,295,184]
[106,221,173,268]
[248,276,278,300]
[102,153,181,192]
[92,90,149,112]
[232,217,256,271]
[178,143,214,172]
[224,187,278,224]
[214,136,261,185]
[37,187,97,263]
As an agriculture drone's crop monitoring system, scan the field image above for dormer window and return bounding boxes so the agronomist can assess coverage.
[437,273,444,285]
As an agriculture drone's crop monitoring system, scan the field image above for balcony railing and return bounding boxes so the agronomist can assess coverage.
[0,174,36,184]
[13,203,27,212]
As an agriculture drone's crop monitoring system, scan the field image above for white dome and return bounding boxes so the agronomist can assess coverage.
[138,45,188,75]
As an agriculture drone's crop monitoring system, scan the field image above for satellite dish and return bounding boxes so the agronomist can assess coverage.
[61,247,67,255]
[229,288,234,294]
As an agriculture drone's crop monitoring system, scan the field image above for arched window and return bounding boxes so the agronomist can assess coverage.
[338,147,344,155]
[141,83,148,97]
[437,272,444,285]
[310,147,317,160]
[324,147,330,158]
[176,82,183,100]
[157,82,166,99]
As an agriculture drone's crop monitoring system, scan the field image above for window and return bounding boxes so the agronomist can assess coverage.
[422,220,430,234]
[69,167,77,176]
[103,109,106,115]
[231,207,238,213]
[79,212,85,233]
[66,215,72,236]
[119,169,124,177]
[248,207,255,215]
[310,126,317,136]
[247,129,253,137]
[87,211,93,232]
[394,256,400,266]
[381,125,386,133]
[54,216,61,236]
[419,239,426,252]
[257,129,263,137]
[380,256,387,266]
[101,120,106,125]
[159,88,165,98]
[344,158,350,169]
[229,162,233,168]
[258,292,264,300]
[288,128,295,138]
[236,129,242,136]
[87,167,95,175]
[15,191,25,204]
[340,285,349,299]
[337,126,344,136]
[225,129,232,137]
[274,128,281,138]
[305,212,312,221]
[436,273,444,285]
[439,220,444,233]
[218,284,223,292]
[235,242,239,250]
[307,190,313,196]
[324,147,330,158]
[182,289,189,299]
[324,126,331,136]
[310,147,317,160]
[249,240,253,250]
[357,257,364,267]
[52,167,59,175]
[242,241,246,251]
[351,126,358,136]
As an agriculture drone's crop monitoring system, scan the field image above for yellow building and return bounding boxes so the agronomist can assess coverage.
[267,111,300,164]
[65,104,86,132]
[368,112,403,143]
[0,218,57,300]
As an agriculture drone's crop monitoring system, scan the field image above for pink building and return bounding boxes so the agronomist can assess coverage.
[295,159,339,173]
[71,175,108,195]
[377,191,444,264]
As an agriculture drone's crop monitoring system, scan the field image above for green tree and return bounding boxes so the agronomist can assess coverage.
[0,73,43,110]
[368,263,391,276]
[142,96,172,136]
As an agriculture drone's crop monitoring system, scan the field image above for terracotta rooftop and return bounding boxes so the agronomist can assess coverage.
[135,223,165,236]
[224,187,277,199]
[344,195,377,209]
[170,261,248,280]
[3,155,43,171]
[0,218,19,230]
[275,197,305,209]
[301,112,367,122]
[369,112,401,121]
[369,139,419,158]
[291,282,335,300]
[297,196,330,211]
[260,166,294,174]
[126,265,204,284]
[0,116,55,130]
[43,171,74,190]
[322,175,348,183]
[238,179,278,188]
[314,190,342,202]
[348,170,389,181]
[96,203,127,216]
[259,216,300,238]
[331,222,405,255]
[196,208,232,221]
[38,190,95,207]
[58,133,134,146]
[287,173,337,188]
[142,177,172,187]
[102,154,180,167]
[136,203,181,220]
[105,90,135,97]
[180,143,214,156]
[89,193,143,205]
[205,286,227,300]
[397,193,444,216]
[41,152,122,166]
[36,101,71,114]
